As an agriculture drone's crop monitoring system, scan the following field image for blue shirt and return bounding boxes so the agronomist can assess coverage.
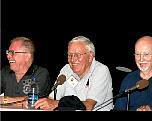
[114,70,152,111]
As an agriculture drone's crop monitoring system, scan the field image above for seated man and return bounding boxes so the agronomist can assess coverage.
[1,37,52,104]
[34,36,113,111]
[114,36,152,111]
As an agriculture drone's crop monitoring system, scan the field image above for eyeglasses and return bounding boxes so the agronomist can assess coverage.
[134,52,152,60]
[6,50,28,55]
[67,52,88,59]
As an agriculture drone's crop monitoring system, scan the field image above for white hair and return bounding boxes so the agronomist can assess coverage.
[68,36,95,55]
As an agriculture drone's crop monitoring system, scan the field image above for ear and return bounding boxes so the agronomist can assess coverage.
[88,52,94,62]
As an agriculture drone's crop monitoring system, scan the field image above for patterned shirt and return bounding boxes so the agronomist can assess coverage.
[1,64,52,97]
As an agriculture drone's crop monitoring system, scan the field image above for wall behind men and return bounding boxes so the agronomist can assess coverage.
[2,0,152,96]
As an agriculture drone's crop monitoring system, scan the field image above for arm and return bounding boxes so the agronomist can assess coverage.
[1,69,5,94]
[3,96,27,104]
[0,96,27,105]
[83,99,96,111]
[86,65,113,111]
[1,68,27,104]
[137,105,152,111]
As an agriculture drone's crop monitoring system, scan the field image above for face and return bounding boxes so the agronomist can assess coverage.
[135,39,152,73]
[6,40,31,73]
[68,42,94,77]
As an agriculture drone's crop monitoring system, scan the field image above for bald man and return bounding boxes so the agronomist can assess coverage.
[114,36,152,111]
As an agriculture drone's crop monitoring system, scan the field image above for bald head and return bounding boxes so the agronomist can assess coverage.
[135,36,152,73]
[136,36,152,47]
[135,36,152,52]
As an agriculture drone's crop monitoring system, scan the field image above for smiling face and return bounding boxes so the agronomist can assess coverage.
[135,36,152,74]
[7,40,32,73]
[68,41,94,78]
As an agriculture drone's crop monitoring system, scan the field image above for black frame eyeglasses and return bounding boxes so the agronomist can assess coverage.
[6,50,28,55]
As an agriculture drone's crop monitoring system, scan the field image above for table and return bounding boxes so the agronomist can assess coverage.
[0,96,44,111]
[0,103,43,111]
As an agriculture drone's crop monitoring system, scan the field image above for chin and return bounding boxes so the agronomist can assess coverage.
[72,69,80,74]
[139,67,149,72]
[73,70,79,74]
[10,66,17,72]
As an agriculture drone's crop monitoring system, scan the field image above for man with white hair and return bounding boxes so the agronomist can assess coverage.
[34,36,113,111]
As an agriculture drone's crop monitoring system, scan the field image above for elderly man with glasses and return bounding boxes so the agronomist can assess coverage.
[114,36,152,111]
[34,36,113,111]
[0,37,52,106]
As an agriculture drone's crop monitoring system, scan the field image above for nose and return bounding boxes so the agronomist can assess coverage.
[6,53,13,60]
[139,54,144,61]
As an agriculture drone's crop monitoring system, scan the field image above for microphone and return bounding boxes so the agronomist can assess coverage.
[116,66,132,72]
[124,79,149,93]
[50,74,66,92]
[94,79,149,111]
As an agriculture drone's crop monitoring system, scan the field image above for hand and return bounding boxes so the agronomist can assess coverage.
[0,96,4,104]
[34,98,58,111]
[137,105,152,111]
[22,100,28,109]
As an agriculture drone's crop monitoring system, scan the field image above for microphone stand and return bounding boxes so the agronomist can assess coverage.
[54,88,57,100]
[126,93,130,111]
[94,90,129,111]
[94,92,124,111]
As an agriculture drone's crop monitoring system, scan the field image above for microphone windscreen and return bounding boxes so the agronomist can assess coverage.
[57,75,66,85]
[136,79,149,89]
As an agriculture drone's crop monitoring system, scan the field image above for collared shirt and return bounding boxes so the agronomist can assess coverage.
[114,70,152,111]
[49,58,113,111]
[1,64,52,97]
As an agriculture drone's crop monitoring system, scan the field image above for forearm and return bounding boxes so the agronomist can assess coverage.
[83,99,96,111]
[3,96,27,104]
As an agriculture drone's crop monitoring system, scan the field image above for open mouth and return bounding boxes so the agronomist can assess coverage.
[139,62,148,67]
[9,60,16,63]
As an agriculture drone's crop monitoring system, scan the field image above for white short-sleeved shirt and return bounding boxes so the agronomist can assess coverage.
[49,58,113,111]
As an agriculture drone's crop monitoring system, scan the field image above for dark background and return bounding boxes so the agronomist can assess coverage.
[1,0,152,98]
